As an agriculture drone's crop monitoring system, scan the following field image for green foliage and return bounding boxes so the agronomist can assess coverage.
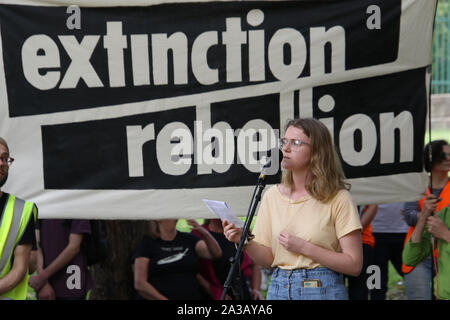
[425,129,450,144]
[432,0,449,93]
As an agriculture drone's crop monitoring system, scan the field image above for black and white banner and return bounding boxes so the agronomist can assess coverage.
[0,0,435,219]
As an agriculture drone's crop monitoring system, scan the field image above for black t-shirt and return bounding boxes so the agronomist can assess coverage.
[0,192,36,248]
[133,232,202,300]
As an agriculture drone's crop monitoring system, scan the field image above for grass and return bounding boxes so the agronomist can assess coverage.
[386,262,406,300]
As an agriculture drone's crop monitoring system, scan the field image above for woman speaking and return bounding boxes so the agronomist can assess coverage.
[223,118,362,300]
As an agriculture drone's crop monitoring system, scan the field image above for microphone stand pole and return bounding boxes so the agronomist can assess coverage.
[221,175,267,300]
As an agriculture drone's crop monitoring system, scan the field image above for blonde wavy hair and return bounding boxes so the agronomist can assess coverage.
[281,118,350,203]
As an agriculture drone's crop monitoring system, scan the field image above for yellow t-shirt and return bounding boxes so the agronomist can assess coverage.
[252,185,362,270]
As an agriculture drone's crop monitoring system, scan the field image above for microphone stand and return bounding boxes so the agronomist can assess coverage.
[221,174,268,300]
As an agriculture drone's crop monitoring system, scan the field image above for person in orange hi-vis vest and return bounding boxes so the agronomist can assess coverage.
[370,202,409,300]
[346,204,377,300]
[403,140,450,300]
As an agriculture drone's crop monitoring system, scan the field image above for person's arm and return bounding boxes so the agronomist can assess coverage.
[0,244,32,294]
[360,205,378,229]
[28,250,37,274]
[410,194,438,243]
[402,196,440,267]
[29,233,83,291]
[28,205,39,274]
[32,229,55,299]
[188,220,222,259]
[250,262,263,300]
[427,215,450,243]
[278,230,363,277]
[403,201,420,226]
[403,213,432,267]
[410,212,430,244]
[35,229,44,274]
[133,257,168,300]
[402,208,450,267]
[223,220,274,269]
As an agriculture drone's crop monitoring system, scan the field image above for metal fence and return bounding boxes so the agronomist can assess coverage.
[432,0,449,93]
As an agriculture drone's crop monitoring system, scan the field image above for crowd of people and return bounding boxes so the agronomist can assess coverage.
[1,118,449,300]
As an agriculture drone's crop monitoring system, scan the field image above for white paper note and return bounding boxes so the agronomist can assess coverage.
[202,199,244,228]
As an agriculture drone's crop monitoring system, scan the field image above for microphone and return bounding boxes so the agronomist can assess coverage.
[258,158,272,182]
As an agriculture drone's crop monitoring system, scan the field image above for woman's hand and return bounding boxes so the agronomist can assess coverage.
[427,215,450,242]
[279,230,363,277]
[37,282,55,300]
[421,194,441,217]
[278,231,307,254]
[187,219,203,232]
[252,289,264,300]
[29,273,47,291]
[222,220,242,243]
[224,220,275,269]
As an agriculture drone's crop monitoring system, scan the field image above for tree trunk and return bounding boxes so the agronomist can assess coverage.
[88,220,149,299]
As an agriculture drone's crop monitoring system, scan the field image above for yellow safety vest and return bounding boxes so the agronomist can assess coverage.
[0,194,36,300]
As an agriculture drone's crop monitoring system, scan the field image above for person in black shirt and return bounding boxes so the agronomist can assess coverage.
[0,137,37,299]
[193,219,263,300]
[133,219,221,300]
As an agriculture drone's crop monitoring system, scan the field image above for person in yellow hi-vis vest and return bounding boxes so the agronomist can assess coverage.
[0,137,37,300]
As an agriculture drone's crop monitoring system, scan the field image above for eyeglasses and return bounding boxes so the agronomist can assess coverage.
[279,138,310,151]
[0,156,14,165]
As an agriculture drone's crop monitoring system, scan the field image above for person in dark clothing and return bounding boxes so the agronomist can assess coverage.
[346,205,377,300]
[369,202,409,300]
[133,219,221,300]
[29,219,94,300]
[193,219,263,300]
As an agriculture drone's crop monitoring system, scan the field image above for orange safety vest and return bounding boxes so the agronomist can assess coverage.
[361,205,375,248]
[362,224,374,248]
[401,180,450,274]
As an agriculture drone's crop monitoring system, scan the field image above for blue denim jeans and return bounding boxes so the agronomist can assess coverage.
[267,267,348,300]
[403,254,433,300]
